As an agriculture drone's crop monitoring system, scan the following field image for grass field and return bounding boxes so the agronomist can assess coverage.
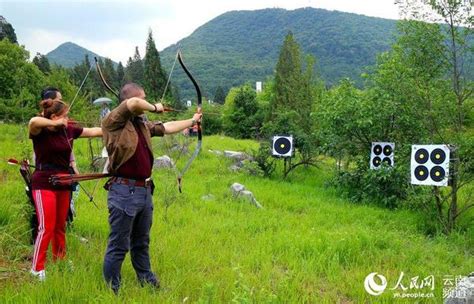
[0,123,472,303]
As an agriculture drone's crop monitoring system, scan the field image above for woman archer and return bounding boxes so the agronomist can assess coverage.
[28,98,102,281]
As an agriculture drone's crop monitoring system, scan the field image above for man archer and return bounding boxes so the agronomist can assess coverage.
[101,83,201,293]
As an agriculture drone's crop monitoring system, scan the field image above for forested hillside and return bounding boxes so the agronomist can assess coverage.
[44,8,398,99]
[159,8,397,98]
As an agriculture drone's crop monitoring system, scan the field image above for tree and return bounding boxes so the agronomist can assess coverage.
[0,39,45,121]
[103,58,118,90]
[72,54,95,96]
[213,86,226,104]
[392,0,474,233]
[49,66,98,124]
[69,54,108,104]
[144,30,168,101]
[32,53,51,74]
[125,47,144,85]
[320,18,469,214]
[264,31,318,177]
[116,61,125,87]
[396,0,473,124]
[0,16,17,43]
[223,85,262,138]
[171,85,184,110]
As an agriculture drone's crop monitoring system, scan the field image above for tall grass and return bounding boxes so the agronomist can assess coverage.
[0,124,471,303]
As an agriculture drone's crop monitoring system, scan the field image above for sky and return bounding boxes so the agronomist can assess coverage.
[1,0,401,63]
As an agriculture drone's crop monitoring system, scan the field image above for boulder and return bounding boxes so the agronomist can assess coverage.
[240,190,263,209]
[208,149,223,156]
[224,150,252,161]
[154,155,175,169]
[229,183,262,208]
[231,183,246,196]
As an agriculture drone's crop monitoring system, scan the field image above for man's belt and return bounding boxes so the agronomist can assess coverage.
[110,176,152,187]
[37,163,69,171]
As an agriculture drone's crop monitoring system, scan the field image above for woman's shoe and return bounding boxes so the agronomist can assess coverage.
[30,269,46,281]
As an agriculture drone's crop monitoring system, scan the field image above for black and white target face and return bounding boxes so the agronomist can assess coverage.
[411,145,450,186]
[274,137,291,155]
[370,142,394,169]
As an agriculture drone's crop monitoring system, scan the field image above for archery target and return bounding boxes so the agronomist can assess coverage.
[272,136,293,157]
[411,145,450,186]
[370,142,395,169]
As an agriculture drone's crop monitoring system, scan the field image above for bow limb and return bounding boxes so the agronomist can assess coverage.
[94,57,120,99]
[176,50,202,193]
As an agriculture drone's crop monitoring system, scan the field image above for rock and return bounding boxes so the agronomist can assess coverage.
[230,183,246,196]
[240,190,263,209]
[201,194,215,201]
[154,155,175,169]
[229,164,241,172]
[208,149,223,156]
[229,160,247,172]
[444,273,474,304]
[71,233,89,243]
[170,143,188,154]
[224,151,252,161]
[78,237,89,244]
[229,183,262,208]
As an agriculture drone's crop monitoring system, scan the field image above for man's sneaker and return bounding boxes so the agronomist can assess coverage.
[139,276,160,289]
[30,269,46,281]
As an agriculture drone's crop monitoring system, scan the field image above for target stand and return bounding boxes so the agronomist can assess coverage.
[411,145,450,187]
[272,136,293,158]
[370,142,395,169]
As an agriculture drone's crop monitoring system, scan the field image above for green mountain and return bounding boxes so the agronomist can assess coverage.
[44,8,399,100]
[46,42,116,67]
[159,8,398,100]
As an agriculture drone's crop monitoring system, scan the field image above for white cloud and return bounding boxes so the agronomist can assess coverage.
[18,28,71,57]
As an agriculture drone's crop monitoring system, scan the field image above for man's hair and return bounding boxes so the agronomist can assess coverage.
[119,83,144,102]
[41,87,60,100]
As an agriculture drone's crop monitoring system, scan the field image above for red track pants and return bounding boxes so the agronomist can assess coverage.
[32,189,70,271]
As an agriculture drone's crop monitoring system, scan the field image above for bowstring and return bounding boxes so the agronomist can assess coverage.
[63,64,96,204]
[155,48,190,193]
[69,64,94,112]
[160,50,179,104]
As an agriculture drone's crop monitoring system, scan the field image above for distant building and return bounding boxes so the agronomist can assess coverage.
[256,81,262,93]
